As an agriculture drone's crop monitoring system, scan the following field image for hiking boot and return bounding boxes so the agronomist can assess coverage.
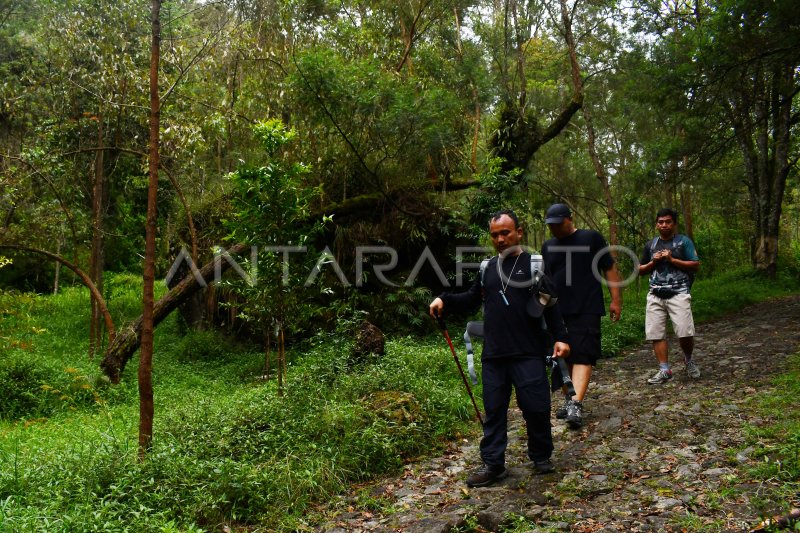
[566,400,583,429]
[532,458,555,475]
[685,359,701,379]
[466,464,507,488]
[647,368,673,384]
[555,397,571,420]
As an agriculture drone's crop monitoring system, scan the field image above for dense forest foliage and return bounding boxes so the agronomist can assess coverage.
[2,0,798,323]
[0,0,798,529]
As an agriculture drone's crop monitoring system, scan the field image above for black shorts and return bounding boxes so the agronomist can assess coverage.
[564,314,602,366]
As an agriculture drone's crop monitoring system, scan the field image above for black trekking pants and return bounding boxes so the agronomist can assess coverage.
[480,356,553,467]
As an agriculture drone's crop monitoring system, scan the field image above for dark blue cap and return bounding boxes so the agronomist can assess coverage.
[545,203,572,224]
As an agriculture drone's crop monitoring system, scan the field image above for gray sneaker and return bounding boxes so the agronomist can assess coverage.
[566,400,583,429]
[647,368,673,384]
[685,359,701,379]
[555,397,571,419]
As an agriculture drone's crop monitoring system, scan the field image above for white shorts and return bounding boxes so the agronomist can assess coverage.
[645,292,695,340]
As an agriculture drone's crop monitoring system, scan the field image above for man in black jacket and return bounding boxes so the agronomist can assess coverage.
[429,210,570,487]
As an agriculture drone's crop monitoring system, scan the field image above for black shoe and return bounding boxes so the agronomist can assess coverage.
[566,400,583,429]
[533,458,555,474]
[466,464,507,487]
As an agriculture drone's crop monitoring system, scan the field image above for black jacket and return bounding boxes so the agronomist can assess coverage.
[441,252,568,360]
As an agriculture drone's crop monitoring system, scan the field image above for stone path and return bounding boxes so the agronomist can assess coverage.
[317,295,800,532]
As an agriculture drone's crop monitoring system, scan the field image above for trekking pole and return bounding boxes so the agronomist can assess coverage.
[546,335,577,399]
[555,357,576,398]
[434,312,484,425]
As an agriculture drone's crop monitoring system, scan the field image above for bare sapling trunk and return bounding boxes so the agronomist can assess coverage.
[139,0,161,460]
[263,326,271,379]
[90,112,106,358]
[277,324,285,397]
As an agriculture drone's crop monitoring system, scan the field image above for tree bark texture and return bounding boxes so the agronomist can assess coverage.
[100,243,248,383]
[729,64,794,278]
[89,112,106,359]
[139,0,161,460]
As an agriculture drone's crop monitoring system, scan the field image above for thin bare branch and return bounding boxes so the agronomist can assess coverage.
[0,244,116,342]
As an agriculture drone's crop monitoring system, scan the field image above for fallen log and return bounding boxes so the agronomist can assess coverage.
[100,243,248,383]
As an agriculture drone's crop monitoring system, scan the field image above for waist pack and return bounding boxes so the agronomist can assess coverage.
[651,287,678,299]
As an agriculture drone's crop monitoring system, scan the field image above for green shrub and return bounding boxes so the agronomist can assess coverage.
[0,354,105,421]
[104,271,149,322]
[175,329,237,362]
[0,354,58,420]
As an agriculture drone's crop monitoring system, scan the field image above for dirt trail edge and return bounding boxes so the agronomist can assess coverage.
[317,295,800,532]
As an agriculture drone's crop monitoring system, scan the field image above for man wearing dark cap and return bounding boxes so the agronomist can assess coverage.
[429,209,570,487]
[542,203,622,429]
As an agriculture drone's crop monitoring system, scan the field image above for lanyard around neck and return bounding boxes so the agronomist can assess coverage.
[498,252,522,306]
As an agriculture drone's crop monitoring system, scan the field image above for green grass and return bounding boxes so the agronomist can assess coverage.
[664,350,799,530]
[599,265,800,357]
[1,266,799,531]
[739,352,800,526]
[0,276,477,531]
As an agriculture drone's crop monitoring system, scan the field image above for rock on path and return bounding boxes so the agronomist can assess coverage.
[317,295,800,532]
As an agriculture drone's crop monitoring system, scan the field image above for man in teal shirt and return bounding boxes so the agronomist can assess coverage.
[639,208,701,384]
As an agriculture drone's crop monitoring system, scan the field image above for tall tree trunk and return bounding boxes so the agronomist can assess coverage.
[53,238,61,294]
[139,0,161,460]
[681,157,694,241]
[453,7,480,172]
[760,64,793,278]
[586,112,618,247]
[89,113,106,358]
[560,0,583,104]
[729,65,794,278]
[511,0,526,109]
[395,0,431,74]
